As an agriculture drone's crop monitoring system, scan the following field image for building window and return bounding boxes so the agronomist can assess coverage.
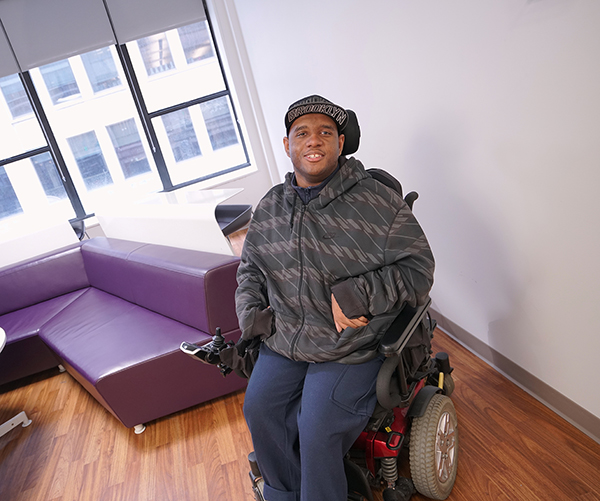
[31,152,67,200]
[0,167,22,219]
[0,74,33,119]
[107,119,151,178]
[0,153,74,224]
[67,131,113,191]
[178,22,215,64]
[81,47,122,93]
[162,109,202,162]
[39,60,81,105]
[201,96,238,150]
[137,33,175,76]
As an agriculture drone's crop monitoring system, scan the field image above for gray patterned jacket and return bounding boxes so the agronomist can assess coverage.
[235,156,435,364]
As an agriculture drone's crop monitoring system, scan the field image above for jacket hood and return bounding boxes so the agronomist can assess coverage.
[283,156,369,210]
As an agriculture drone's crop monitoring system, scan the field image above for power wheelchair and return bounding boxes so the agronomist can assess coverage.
[181,110,458,501]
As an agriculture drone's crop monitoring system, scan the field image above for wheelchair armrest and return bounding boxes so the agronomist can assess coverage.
[378,297,432,356]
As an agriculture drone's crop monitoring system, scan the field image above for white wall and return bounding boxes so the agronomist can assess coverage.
[232,0,600,421]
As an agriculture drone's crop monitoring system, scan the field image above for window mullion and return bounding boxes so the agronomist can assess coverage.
[19,71,87,219]
[114,43,173,191]
[0,146,49,168]
[146,89,230,120]
[201,0,250,166]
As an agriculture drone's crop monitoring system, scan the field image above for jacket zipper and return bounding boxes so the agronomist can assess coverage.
[289,204,307,359]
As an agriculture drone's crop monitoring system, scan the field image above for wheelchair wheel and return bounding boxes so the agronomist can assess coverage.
[409,394,458,500]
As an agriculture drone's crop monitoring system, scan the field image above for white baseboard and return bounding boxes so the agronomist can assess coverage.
[431,308,600,444]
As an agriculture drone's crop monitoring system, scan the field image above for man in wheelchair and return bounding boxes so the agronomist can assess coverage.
[182,96,456,501]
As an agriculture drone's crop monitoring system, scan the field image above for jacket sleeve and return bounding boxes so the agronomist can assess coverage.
[330,204,435,318]
[235,240,274,341]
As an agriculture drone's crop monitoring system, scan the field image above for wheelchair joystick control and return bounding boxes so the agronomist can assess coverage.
[211,327,224,350]
[180,327,230,366]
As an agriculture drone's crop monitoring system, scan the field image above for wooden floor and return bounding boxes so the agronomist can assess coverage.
[2,328,599,501]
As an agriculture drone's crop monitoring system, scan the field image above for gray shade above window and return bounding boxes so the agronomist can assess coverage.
[0,23,19,78]
[0,0,207,76]
[102,0,207,44]
[0,0,115,72]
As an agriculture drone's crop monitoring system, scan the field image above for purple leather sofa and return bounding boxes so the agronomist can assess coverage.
[0,237,246,432]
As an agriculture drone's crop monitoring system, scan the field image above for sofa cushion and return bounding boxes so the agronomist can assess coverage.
[81,238,240,334]
[36,286,246,428]
[78,238,146,302]
[0,285,88,386]
[0,243,89,316]
[0,289,88,344]
[38,287,212,384]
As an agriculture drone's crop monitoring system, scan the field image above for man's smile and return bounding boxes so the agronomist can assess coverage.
[305,152,324,161]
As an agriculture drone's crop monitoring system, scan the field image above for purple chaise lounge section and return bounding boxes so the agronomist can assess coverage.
[0,242,87,385]
[0,237,246,431]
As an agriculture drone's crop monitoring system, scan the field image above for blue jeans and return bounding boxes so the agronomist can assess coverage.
[243,345,383,501]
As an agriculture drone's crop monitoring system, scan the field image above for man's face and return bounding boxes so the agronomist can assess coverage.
[283,114,345,188]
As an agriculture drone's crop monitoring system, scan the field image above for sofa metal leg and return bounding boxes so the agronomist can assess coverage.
[0,411,32,438]
[134,424,146,434]
[58,364,66,373]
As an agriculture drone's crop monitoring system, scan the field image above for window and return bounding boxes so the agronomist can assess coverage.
[162,109,202,162]
[107,119,151,178]
[0,72,75,226]
[128,21,226,112]
[137,33,175,76]
[0,76,46,160]
[0,154,75,224]
[39,60,81,105]
[0,74,33,119]
[201,96,238,150]
[178,22,214,64]
[128,21,246,187]
[0,9,250,230]
[68,132,113,190]
[81,48,122,93]
[31,152,68,200]
[28,45,162,215]
[0,167,22,219]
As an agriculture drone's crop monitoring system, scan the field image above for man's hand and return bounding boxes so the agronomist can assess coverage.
[331,293,369,333]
